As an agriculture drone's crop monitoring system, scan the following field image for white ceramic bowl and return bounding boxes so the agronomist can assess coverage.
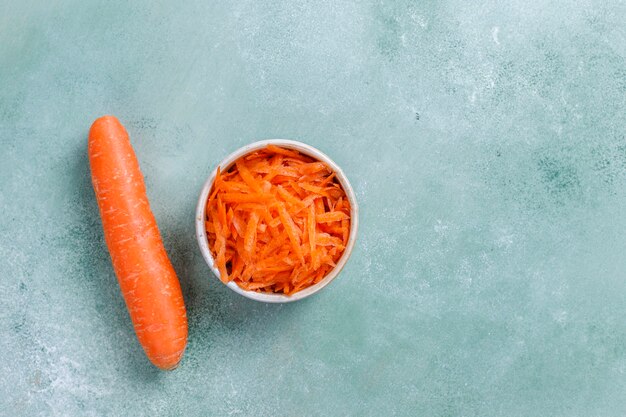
[195,139,359,303]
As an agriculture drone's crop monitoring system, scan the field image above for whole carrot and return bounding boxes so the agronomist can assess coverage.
[88,116,187,370]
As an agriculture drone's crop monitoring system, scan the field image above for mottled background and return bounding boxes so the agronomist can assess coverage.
[1,0,625,416]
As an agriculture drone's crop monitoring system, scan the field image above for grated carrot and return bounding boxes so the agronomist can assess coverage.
[277,202,305,264]
[221,192,273,203]
[299,183,329,196]
[206,145,351,295]
[316,211,349,223]
[236,160,263,192]
[244,211,260,258]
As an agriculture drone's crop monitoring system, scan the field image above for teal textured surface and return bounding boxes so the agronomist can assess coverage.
[1,1,625,416]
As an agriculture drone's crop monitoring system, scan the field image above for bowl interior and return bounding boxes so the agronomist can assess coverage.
[195,139,358,303]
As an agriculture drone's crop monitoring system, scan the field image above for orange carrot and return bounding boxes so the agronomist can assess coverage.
[206,145,351,295]
[88,116,187,370]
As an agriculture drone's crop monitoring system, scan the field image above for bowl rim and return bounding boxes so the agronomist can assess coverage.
[195,139,359,303]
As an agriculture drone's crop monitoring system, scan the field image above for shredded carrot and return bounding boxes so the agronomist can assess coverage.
[341,218,349,246]
[299,183,329,196]
[244,211,259,258]
[276,185,305,208]
[236,160,263,192]
[316,211,349,223]
[221,192,273,203]
[277,202,305,264]
[266,145,308,160]
[206,145,351,295]
[307,204,316,256]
